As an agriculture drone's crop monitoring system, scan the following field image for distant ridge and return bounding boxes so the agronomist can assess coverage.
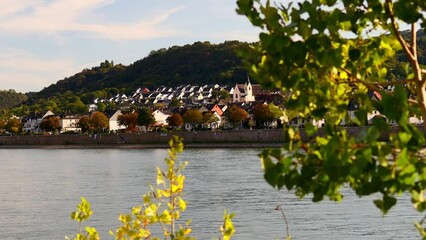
[34,41,250,99]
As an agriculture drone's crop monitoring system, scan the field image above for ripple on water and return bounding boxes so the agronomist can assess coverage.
[0,148,422,240]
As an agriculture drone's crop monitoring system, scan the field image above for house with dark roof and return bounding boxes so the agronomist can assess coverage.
[22,110,55,133]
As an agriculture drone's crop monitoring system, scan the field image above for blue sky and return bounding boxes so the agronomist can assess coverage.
[0,0,260,93]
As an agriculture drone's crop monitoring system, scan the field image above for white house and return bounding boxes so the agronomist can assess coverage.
[409,116,423,125]
[23,110,55,133]
[60,114,81,133]
[107,110,126,132]
[153,109,171,126]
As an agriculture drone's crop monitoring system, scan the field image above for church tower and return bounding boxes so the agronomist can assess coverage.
[245,75,255,102]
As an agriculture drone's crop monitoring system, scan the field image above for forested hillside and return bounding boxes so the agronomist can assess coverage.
[29,31,426,101]
[0,90,27,111]
[34,41,250,99]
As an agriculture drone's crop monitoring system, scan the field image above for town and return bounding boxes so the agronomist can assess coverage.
[2,78,423,135]
[19,79,283,134]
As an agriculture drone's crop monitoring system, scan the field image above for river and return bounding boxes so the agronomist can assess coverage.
[0,148,422,239]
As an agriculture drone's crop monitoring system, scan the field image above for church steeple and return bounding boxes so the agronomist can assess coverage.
[245,73,254,102]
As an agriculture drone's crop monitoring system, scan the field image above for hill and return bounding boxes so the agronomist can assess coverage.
[0,90,28,111]
[34,41,250,99]
[23,32,426,103]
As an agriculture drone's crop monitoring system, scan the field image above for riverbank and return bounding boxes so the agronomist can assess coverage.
[0,129,286,148]
[0,126,398,148]
[0,142,284,149]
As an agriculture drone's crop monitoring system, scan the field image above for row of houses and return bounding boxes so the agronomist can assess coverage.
[21,102,231,133]
[18,80,425,134]
[89,80,272,111]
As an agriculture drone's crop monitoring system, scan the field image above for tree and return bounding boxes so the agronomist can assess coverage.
[5,118,22,135]
[219,89,230,100]
[183,109,203,130]
[169,98,181,108]
[96,102,106,112]
[77,116,92,133]
[40,116,61,133]
[137,107,155,129]
[226,105,248,129]
[117,112,138,132]
[0,118,6,134]
[90,112,108,132]
[202,112,219,129]
[166,113,184,129]
[238,0,426,236]
[252,104,275,128]
[65,96,88,114]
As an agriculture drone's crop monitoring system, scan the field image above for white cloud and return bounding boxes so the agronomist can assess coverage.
[0,0,43,19]
[0,49,74,74]
[0,0,186,40]
[0,72,51,93]
[0,49,78,92]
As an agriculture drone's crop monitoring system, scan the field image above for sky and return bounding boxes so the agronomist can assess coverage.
[0,0,260,93]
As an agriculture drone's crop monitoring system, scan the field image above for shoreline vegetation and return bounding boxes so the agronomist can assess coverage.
[0,126,404,149]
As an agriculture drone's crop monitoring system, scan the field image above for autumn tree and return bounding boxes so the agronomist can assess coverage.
[166,113,184,129]
[137,107,155,129]
[40,115,61,133]
[226,105,248,129]
[90,112,109,132]
[0,118,6,133]
[77,116,92,133]
[183,109,203,130]
[5,118,22,135]
[238,0,426,236]
[252,104,275,128]
[117,112,138,132]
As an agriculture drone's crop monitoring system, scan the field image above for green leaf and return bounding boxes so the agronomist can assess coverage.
[349,48,361,61]
[373,195,397,215]
[396,148,409,167]
[394,1,423,23]
[304,121,317,137]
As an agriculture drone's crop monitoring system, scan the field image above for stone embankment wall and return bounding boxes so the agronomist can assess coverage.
[0,127,397,148]
[0,129,286,148]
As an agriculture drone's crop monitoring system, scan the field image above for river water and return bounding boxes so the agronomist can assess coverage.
[0,148,422,239]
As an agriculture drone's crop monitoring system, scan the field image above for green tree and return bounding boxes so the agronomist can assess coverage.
[226,105,248,129]
[211,90,220,101]
[90,112,109,132]
[202,112,219,129]
[106,101,117,111]
[169,98,181,108]
[166,113,184,129]
[96,102,106,112]
[137,107,155,129]
[183,109,203,130]
[40,115,61,133]
[219,89,230,100]
[238,0,426,236]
